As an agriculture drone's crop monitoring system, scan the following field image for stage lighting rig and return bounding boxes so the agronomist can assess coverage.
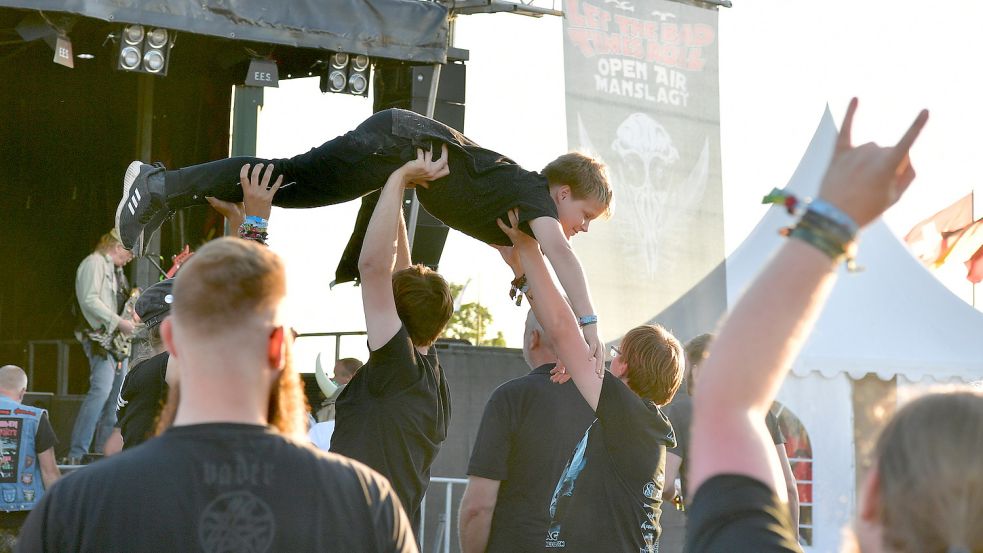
[116,25,174,76]
[318,52,371,96]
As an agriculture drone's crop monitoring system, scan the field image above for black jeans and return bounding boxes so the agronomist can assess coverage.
[164,109,428,209]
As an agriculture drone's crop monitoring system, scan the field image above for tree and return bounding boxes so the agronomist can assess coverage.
[442,282,507,347]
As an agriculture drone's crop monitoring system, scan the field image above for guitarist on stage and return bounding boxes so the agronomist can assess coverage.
[68,229,136,464]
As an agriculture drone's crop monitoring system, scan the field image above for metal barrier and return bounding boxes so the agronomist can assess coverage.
[419,476,468,553]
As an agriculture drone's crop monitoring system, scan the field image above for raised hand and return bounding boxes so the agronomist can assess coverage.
[818,98,929,228]
[240,162,282,220]
[495,208,538,250]
[400,144,450,188]
[205,197,245,231]
[582,323,605,379]
[549,363,572,384]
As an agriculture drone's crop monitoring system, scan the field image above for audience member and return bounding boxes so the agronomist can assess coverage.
[495,213,682,553]
[459,308,596,553]
[309,357,363,450]
[662,334,798,526]
[329,151,454,528]
[17,238,416,552]
[0,366,60,544]
[684,99,938,552]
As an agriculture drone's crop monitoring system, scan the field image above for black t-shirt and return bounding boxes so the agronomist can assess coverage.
[664,395,785,500]
[117,351,168,449]
[330,326,450,527]
[546,372,675,552]
[389,109,559,246]
[34,413,56,454]
[684,474,800,553]
[16,423,416,553]
[467,363,597,553]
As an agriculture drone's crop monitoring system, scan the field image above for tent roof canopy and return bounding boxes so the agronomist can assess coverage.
[1,0,449,63]
[726,109,983,383]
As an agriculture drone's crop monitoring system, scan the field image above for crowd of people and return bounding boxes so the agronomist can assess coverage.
[2,100,981,553]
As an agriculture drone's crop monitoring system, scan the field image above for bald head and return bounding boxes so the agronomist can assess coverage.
[522,309,557,369]
[0,365,28,400]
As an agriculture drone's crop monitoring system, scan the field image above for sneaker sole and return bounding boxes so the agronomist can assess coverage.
[117,161,144,253]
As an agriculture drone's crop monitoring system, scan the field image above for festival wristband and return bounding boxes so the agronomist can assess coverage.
[578,314,598,327]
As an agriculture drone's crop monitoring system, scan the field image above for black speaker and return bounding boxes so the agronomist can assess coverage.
[50,395,85,459]
[23,392,53,412]
[373,60,466,133]
[402,195,450,271]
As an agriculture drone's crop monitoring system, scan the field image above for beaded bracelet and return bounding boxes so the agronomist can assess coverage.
[762,188,859,237]
[782,213,860,271]
[764,188,860,271]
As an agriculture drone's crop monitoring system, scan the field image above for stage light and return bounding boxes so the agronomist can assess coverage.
[116,25,173,76]
[351,54,369,72]
[122,25,144,45]
[330,52,349,69]
[146,28,168,49]
[348,72,368,95]
[143,49,165,73]
[318,52,371,96]
[119,46,141,70]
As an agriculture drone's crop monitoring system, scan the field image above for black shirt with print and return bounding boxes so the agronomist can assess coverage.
[546,372,676,552]
[17,423,417,553]
[467,363,597,553]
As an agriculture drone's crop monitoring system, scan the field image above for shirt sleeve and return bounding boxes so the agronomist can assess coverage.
[766,412,786,445]
[34,412,58,454]
[76,256,121,332]
[685,474,800,553]
[466,389,512,481]
[514,175,559,237]
[594,373,675,485]
[364,326,424,397]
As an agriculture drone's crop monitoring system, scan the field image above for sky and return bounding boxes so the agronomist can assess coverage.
[254,0,983,370]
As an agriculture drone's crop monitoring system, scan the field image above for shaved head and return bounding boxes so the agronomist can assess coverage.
[0,365,28,396]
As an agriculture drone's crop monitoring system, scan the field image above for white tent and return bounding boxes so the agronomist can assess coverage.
[724,108,983,552]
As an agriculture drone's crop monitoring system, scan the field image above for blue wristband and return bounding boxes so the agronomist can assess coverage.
[245,215,268,227]
[807,198,858,237]
[578,314,598,327]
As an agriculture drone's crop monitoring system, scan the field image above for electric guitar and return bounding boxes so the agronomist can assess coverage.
[84,246,193,359]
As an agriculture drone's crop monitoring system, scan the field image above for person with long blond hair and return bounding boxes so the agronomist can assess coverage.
[680,99,978,553]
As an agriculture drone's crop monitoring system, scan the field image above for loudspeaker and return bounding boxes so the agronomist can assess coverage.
[372,59,466,272]
[23,392,53,412]
[50,395,85,459]
[402,195,450,271]
[373,60,466,132]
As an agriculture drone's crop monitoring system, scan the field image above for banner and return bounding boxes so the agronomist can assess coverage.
[562,0,726,341]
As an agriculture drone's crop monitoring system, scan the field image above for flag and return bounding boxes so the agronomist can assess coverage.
[904,194,972,264]
[904,193,983,283]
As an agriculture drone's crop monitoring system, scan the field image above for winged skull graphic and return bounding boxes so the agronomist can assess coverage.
[578,112,710,276]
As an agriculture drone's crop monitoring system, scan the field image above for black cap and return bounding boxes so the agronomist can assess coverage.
[136,279,174,329]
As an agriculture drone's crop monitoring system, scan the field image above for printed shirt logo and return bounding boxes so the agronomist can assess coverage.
[198,490,276,553]
[643,481,657,499]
